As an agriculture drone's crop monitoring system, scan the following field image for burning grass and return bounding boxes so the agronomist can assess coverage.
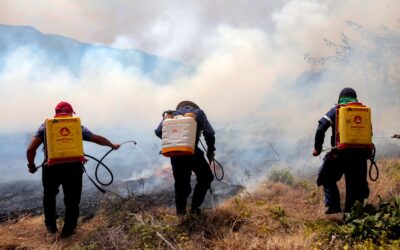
[0,158,399,249]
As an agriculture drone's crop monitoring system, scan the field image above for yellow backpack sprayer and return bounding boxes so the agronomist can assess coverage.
[335,102,378,181]
[45,117,85,166]
[36,116,137,193]
[335,102,373,150]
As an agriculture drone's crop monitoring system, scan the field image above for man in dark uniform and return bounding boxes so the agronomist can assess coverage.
[26,101,120,237]
[155,100,215,216]
[313,88,370,214]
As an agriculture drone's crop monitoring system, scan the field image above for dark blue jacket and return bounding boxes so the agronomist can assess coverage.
[314,107,336,152]
[155,105,215,153]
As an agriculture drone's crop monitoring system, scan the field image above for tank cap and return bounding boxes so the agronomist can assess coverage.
[184,112,196,118]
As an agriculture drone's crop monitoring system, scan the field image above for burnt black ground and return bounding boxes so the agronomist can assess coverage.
[0,174,243,223]
[0,180,102,223]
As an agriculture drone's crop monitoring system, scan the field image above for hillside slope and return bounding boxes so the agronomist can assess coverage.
[0,24,191,82]
[0,158,399,249]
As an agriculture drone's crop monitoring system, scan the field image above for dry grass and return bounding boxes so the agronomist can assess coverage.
[368,158,400,204]
[0,158,398,249]
[210,182,326,250]
[0,214,103,249]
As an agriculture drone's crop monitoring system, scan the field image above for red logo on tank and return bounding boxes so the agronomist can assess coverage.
[60,127,70,136]
[353,116,363,124]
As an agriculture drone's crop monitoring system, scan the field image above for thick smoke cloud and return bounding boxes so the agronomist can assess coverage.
[0,0,399,187]
[0,1,398,64]
[0,0,286,64]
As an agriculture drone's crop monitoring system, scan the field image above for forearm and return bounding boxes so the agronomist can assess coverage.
[203,132,215,152]
[26,137,42,165]
[27,149,36,164]
[155,122,163,139]
[91,134,119,149]
[314,129,325,151]
[91,134,113,147]
[314,120,331,151]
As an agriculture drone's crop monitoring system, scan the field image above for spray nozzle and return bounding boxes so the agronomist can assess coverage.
[120,140,137,146]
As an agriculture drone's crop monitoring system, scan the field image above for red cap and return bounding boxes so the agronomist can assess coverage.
[55,101,75,115]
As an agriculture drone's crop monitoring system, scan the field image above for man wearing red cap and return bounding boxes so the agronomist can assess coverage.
[55,101,76,115]
[26,101,120,237]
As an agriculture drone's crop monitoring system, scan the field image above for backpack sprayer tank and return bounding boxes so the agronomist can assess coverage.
[45,117,85,166]
[161,112,197,157]
[336,102,373,149]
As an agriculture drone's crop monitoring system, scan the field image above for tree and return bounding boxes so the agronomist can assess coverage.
[305,21,400,86]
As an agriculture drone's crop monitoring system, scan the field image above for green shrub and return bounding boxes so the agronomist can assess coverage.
[268,205,288,226]
[268,168,295,186]
[305,196,400,248]
[339,197,400,244]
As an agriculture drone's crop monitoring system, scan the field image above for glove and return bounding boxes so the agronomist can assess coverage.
[207,151,215,163]
[27,163,37,174]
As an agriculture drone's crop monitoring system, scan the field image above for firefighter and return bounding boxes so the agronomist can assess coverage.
[155,100,215,217]
[26,101,120,237]
[313,88,370,214]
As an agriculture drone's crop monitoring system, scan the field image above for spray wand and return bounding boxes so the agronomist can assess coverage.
[373,134,400,139]
[199,139,225,212]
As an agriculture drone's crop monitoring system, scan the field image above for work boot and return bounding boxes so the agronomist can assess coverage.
[178,215,185,224]
[325,206,342,214]
[190,208,202,216]
[171,215,186,226]
[60,226,75,238]
[45,223,58,234]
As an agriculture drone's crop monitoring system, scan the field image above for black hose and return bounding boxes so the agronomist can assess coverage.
[35,154,110,193]
[211,158,224,181]
[81,162,107,193]
[369,144,379,181]
[36,140,137,193]
[82,140,137,192]
[85,151,114,186]
[199,140,224,181]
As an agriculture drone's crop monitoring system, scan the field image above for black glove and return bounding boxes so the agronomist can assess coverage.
[27,163,37,174]
[206,151,215,163]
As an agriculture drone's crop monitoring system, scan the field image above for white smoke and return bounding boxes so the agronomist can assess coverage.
[0,0,399,186]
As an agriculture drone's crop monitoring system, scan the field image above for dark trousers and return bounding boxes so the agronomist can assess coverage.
[317,149,370,212]
[42,162,83,230]
[170,149,214,215]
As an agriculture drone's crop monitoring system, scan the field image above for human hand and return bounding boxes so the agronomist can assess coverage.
[312,149,321,156]
[27,163,37,174]
[112,144,121,150]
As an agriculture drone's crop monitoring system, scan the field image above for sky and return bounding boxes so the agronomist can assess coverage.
[0,0,399,185]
